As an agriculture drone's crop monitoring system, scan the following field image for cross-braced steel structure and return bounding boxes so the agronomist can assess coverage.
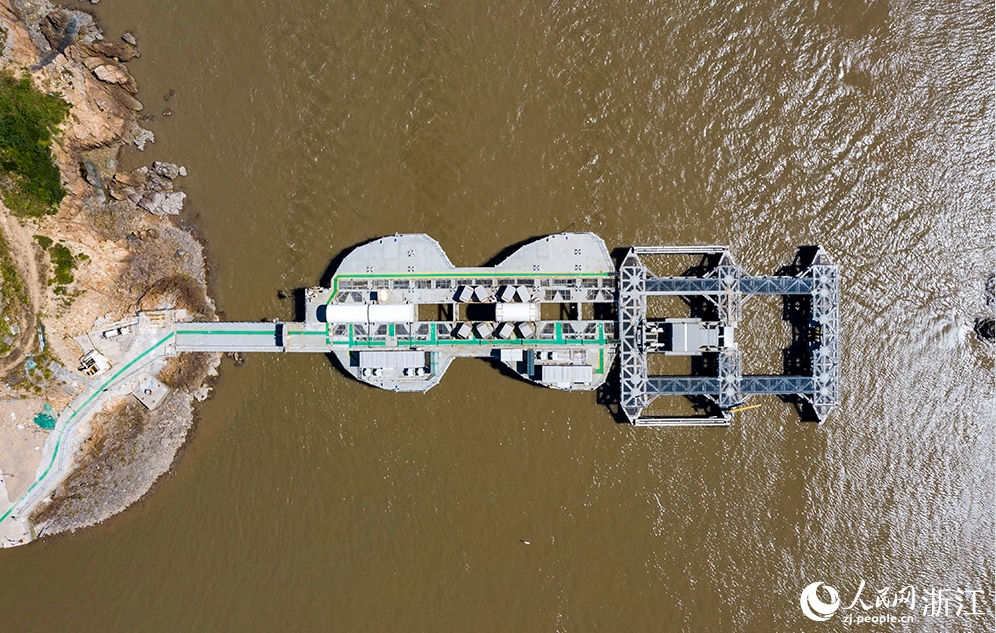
[617,246,840,426]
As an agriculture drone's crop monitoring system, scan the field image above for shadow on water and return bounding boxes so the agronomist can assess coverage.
[318,238,381,287]
[774,245,821,277]
[594,358,628,424]
[481,234,548,267]
[608,247,629,270]
[777,246,823,422]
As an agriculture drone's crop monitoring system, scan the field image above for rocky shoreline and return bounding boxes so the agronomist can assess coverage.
[0,0,218,541]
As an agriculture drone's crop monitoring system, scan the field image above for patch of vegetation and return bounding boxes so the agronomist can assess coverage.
[34,234,52,249]
[48,242,76,291]
[20,331,60,391]
[0,72,70,217]
[0,229,30,357]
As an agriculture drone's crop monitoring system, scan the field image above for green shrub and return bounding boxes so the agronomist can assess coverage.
[0,73,70,217]
[49,242,75,285]
[34,234,52,249]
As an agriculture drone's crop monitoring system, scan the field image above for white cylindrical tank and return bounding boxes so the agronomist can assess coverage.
[323,303,415,324]
[495,302,539,322]
[324,304,369,323]
[368,304,415,323]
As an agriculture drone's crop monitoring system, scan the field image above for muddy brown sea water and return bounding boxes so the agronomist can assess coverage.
[1,1,992,631]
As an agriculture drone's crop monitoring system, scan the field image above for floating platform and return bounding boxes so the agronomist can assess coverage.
[304,233,617,393]
[168,233,840,425]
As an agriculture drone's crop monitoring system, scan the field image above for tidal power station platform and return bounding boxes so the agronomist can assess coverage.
[168,233,840,426]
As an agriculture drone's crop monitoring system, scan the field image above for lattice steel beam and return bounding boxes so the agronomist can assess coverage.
[618,250,648,421]
[808,249,840,422]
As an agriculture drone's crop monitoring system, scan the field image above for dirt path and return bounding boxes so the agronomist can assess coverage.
[0,204,45,377]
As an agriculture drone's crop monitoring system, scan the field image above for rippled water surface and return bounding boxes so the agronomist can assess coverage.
[1,1,992,631]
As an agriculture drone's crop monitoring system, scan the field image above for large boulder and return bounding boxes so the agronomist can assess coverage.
[152,161,180,180]
[139,191,186,216]
[89,40,139,61]
[40,9,74,50]
[86,58,139,94]
[93,62,129,84]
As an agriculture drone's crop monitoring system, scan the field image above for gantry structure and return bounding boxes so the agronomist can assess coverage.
[617,245,839,425]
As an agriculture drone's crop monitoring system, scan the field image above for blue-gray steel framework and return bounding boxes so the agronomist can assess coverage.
[618,246,840,425]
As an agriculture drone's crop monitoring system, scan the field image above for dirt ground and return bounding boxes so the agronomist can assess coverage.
[0,397,53,501]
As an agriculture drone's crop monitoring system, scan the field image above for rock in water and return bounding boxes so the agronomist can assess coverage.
[152,161,180,180]
[133,128,155,150]
[90,40,140,61]
[93,64,124,83]
[160,192,186,215]
[138,191,186,216]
